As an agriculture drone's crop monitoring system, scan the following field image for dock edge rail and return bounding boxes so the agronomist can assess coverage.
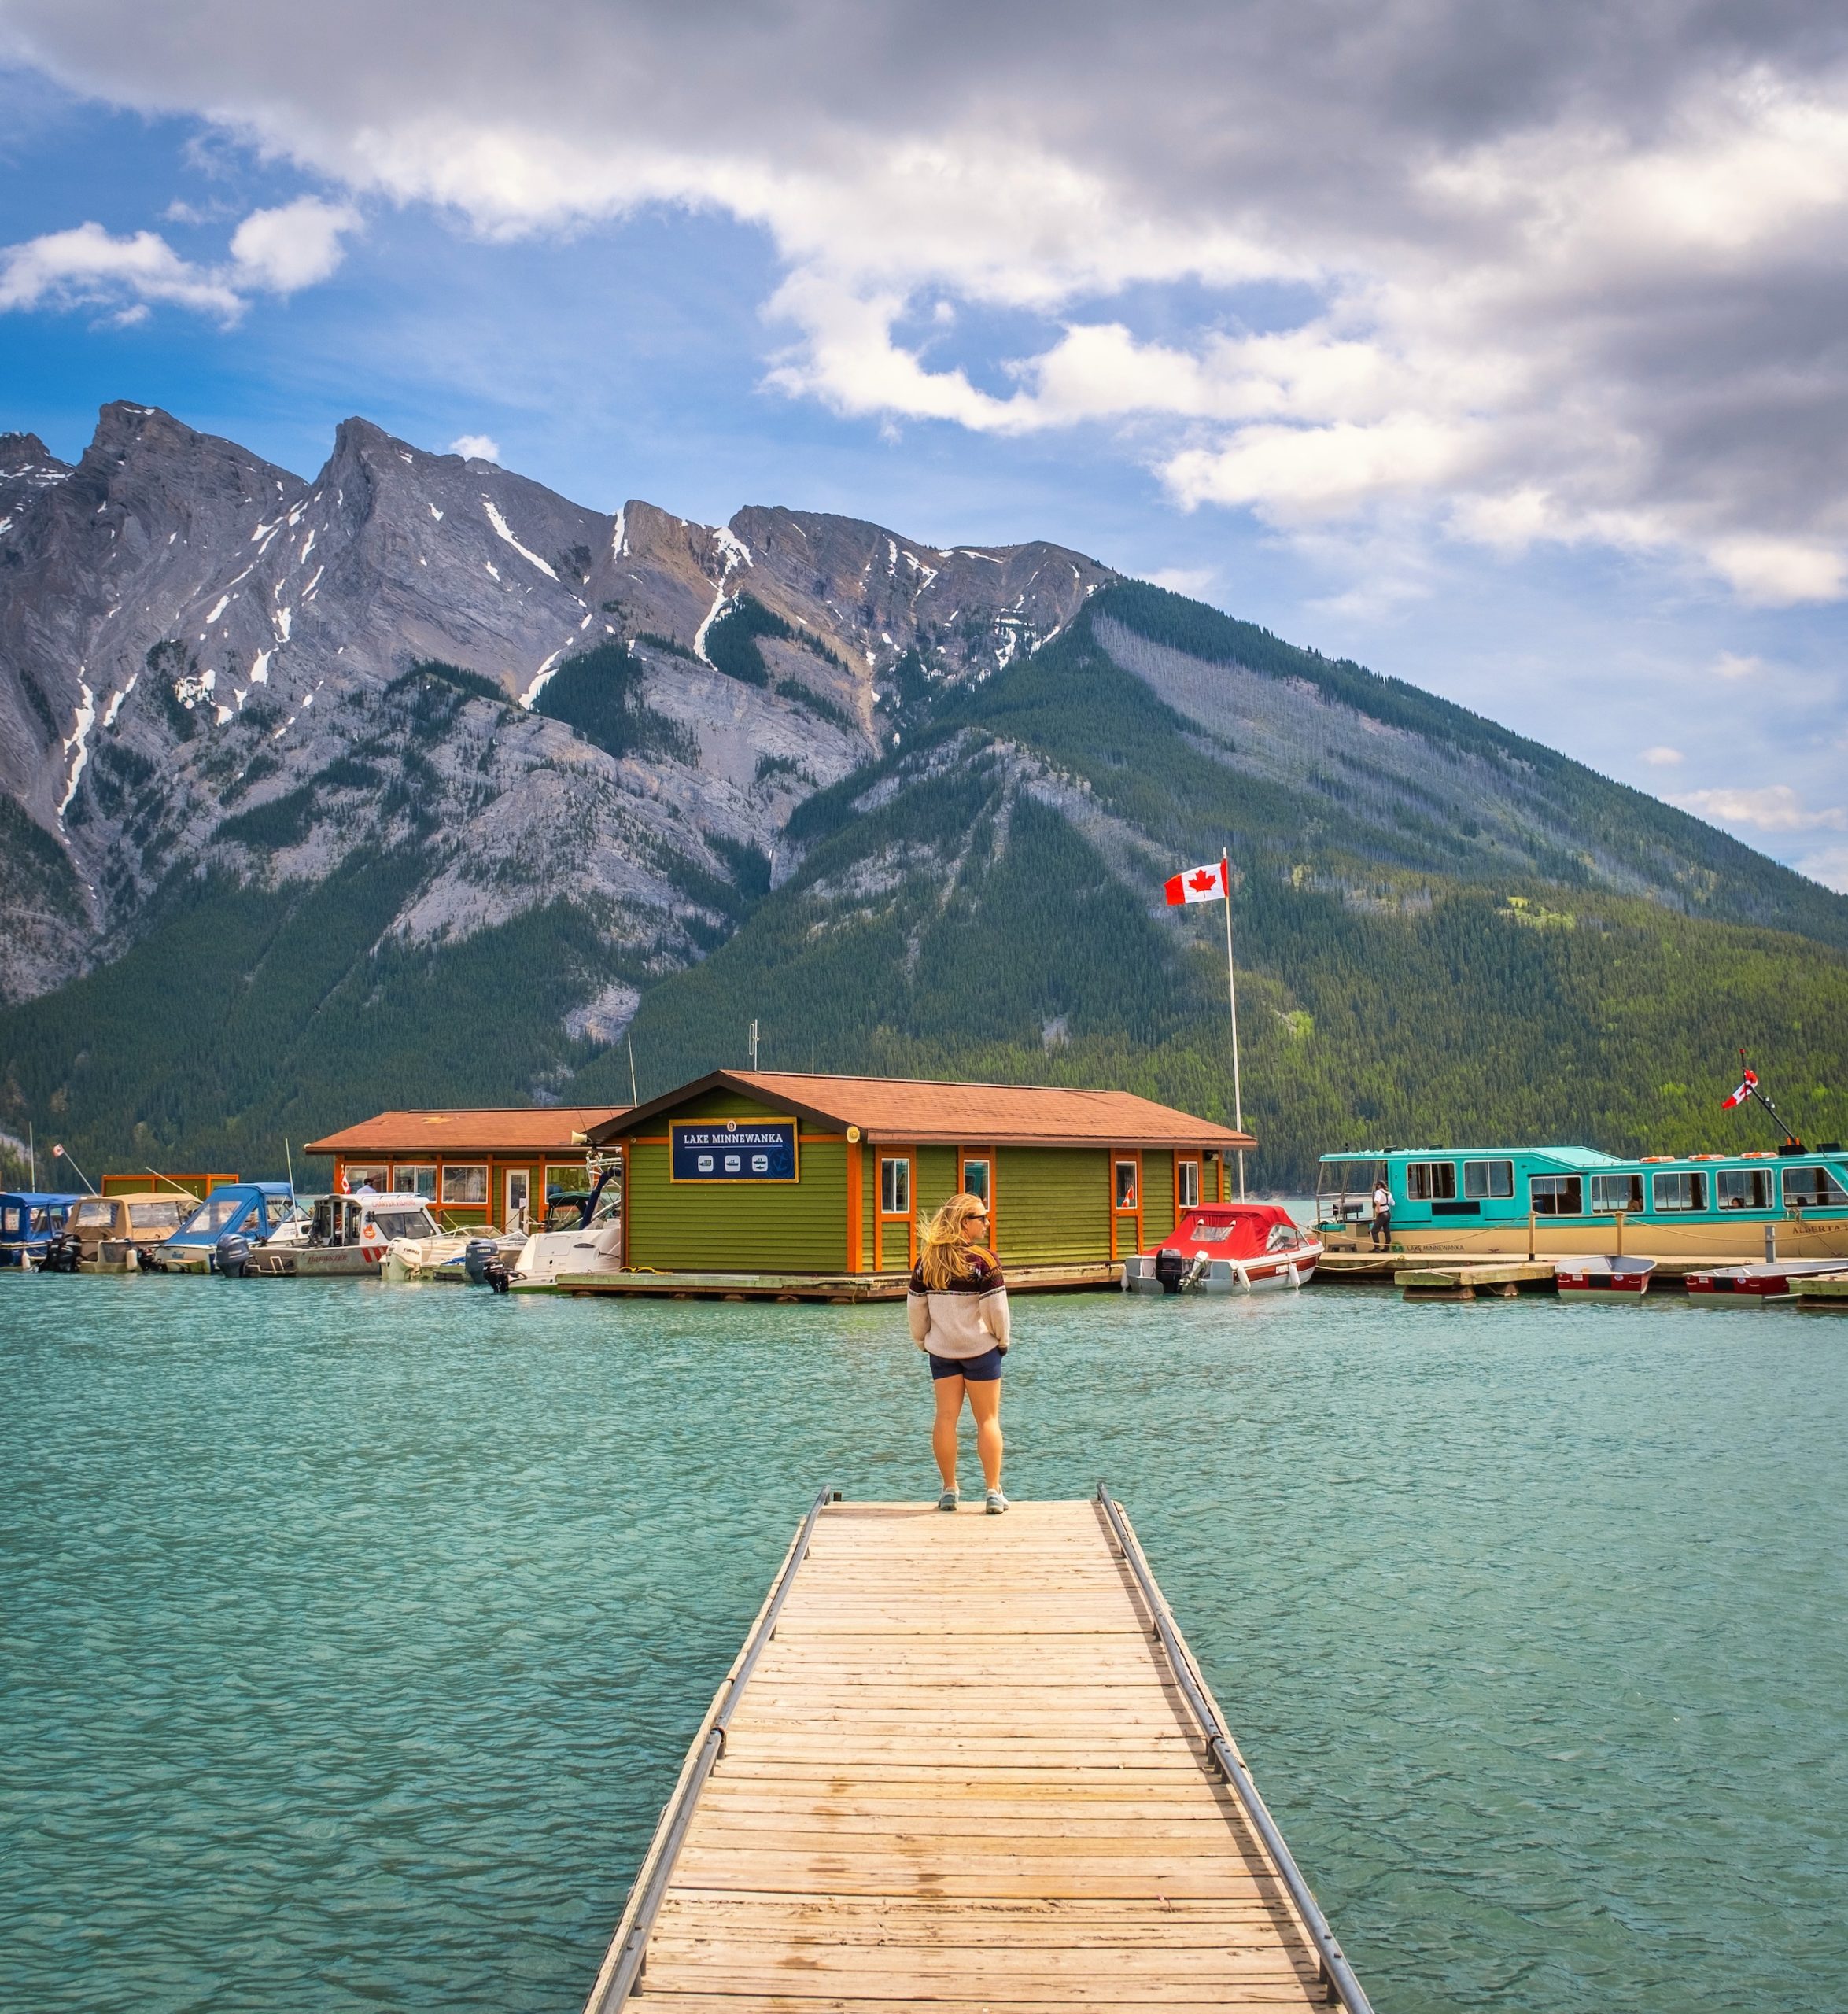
[581,1482,840,2013]
[1095,1481,1376,2014]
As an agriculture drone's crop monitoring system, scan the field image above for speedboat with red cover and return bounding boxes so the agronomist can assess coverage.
[1123,1203,1321,1294]
[1684,1259,1848,1300]
[1555,1255,1656,1300]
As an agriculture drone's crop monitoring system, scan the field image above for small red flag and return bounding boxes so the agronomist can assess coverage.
[1721,1068,1758,1110]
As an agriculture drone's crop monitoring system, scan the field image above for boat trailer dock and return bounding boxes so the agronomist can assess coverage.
[585,1488,1368,2014]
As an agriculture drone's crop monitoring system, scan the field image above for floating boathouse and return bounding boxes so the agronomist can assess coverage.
[305,1105,627,1230]
[582,1069,1255,1284]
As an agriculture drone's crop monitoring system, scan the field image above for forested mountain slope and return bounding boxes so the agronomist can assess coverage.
[2,409,1843,1186]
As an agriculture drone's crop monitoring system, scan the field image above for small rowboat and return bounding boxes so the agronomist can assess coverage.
[1684,1260,1848,1300]
[1555,1255,1656,1301]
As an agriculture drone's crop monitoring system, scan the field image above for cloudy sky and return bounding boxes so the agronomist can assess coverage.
[2,0,1846,888]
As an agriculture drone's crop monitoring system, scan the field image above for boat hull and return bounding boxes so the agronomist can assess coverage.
[1684,1261,1848,1299]
[1324,1217,1848,1261]
[246,1246,383,1278]
[1123,1252,1319,1294]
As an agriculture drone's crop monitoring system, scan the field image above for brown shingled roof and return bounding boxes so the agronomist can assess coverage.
[305,1107,628,1157]
[589,1072,1253,1151]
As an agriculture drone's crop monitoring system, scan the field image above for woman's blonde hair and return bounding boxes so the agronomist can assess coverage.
[917,1192,992,1290]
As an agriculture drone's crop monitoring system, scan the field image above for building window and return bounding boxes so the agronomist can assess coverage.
[441,1164,489,1206]
[1590,1172,1645,1215]
[1783,1164,1848,1210]
[1463,1159,1514,1200]
[1407,1160,1457,1201]
[1651,1170,1706,1213]
[1530,1174,1584,1216]
[1716,1167,1771,1211]
[962,1157,991,1204]
[393,1164,437,1198]
[1177,1159,1201,1209]
[546,1164,586,1197]
[880,1157,911,1216]
[1114,1160,1138,1210]
[345,1164,389,1193]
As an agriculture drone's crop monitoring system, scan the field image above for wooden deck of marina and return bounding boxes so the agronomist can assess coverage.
[585,1491,1367,2014]
[544,1263,1120,1302]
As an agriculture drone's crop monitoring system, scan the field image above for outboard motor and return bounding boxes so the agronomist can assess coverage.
[1153,1246,1187,1295]
[463,1238,500,1285]
[216,1231,252,1278]
[483,1260,511,1294]
[44,1231,83,1274]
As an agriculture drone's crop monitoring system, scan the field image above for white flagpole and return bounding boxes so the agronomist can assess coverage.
[1222,850,1245,1199]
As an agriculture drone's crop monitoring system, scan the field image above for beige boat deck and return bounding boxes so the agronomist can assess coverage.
[585,1494,1367,2014]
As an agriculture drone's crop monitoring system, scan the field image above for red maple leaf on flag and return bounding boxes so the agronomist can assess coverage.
[1187,868,1219,894]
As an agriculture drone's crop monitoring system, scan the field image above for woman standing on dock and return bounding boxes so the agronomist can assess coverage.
[909,1194,1010,1514]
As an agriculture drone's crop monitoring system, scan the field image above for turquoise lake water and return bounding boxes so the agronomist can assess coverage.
[3,1274,1845,2012]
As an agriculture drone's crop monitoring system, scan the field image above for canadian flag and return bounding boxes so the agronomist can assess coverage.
[1164,856,1229,906]
[1721,1068,1758,1110]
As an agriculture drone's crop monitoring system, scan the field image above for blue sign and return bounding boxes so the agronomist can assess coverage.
[670,1117,799,1182]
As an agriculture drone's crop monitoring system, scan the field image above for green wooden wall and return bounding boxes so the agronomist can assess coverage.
[1145,1153,1178,1244]
[627,1137,848,1273]
[995,1147,1112,1264]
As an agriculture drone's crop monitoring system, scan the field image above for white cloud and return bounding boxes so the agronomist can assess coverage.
[0,219,242,318]
[1676,784,1847,832]
[1642,746,1684,766]
[1789,841,1848,893]
[1713,651,1765,681]
[1147,566,1217,596]
[0,200,359,324]
[448,433,500,462]
[228,197,357,293]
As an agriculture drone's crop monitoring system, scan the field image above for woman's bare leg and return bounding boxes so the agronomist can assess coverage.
[931,1375,965,1488]
[965,1378,1003,1490]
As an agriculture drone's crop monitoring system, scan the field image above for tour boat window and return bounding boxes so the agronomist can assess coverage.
[1463,1159,1514,1199]
[1651,1170,1706,1212]
[1529,1174,1584,1216]
[1177,1160,1201,1209]
[1783,1164,1848,1209]
[393,1164,438,1199]
[1590,1172,1645,1215]
[441,1164,488,1206]
[1114,1160,1138,1210]
[880,1157,911,1216]
[0,1204,19,1236]
[1716,1167,1771,1211]
[1406,1160,1458,1201]
[74,1199,115,1227]
[128,1201,185,1230]
[963,1157,991,1204]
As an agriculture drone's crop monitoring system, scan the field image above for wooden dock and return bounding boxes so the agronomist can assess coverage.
[542,1263,1120,1302]
[585,1489,1370,2014]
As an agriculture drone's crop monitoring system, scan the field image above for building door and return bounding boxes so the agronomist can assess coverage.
[1111,1151,1143,1260]
[504,1167,531,1230]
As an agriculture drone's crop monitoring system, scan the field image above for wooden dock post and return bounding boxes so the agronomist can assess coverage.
[584,1490,1373,2013]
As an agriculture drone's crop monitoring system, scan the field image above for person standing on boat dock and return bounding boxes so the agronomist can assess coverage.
[909,1193,1010,1514]
[1371,1176,1394,1251]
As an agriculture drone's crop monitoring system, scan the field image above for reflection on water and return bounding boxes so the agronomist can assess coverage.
[3,1276,1845,2012]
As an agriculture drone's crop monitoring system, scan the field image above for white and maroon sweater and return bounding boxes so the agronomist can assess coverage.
[907,1252,1011,1359]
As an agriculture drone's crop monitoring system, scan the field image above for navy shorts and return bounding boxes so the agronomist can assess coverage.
[929,1346,1005,1382]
